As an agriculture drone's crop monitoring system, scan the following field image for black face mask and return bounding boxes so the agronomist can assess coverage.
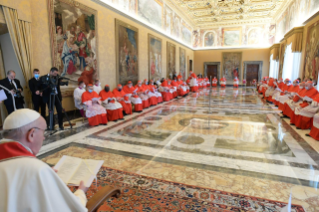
[104,87,110,92]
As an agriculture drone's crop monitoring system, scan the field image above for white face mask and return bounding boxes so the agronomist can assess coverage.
[305,86,309,90]
[299,86,304,89]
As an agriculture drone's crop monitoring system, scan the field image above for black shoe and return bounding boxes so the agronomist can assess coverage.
[120,118,125,120]
[59,126,64,130]
[296,127,301,129]
[113,120,118,122]
[290,123,295,126]
[306,134,311,137]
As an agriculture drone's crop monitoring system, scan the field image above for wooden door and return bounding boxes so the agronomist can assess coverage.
[246,64,259,86]
[206,65,218,83]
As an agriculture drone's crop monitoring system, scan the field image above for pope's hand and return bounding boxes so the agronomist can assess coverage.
[79,181,89,193]
[10,90,15,94]
[35,90,40,95]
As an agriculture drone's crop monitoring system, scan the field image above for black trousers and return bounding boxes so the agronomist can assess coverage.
[4,101,24,114]
[33,98,46,119]
[46,96,63,128]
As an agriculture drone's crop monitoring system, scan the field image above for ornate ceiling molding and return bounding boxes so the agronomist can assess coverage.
[167,0,286,28]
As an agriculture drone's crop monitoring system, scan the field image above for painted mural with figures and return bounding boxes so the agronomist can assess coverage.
[303,20,319,81]
[116,19,139,85]
[148,34,162,80]
[48,0,97,85]
[195,24,272,48]
[103,0,193,46]
[275,0,319,42]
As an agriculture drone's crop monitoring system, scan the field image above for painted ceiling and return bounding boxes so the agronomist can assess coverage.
[169,0,286,28]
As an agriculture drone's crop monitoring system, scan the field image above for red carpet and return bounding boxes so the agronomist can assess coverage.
[69,167,304,211]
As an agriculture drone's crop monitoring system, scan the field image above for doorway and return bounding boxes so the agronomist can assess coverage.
[204,62,220,84]
[207,65,217,82]
[246,64,259,86]
[243,61,263,86]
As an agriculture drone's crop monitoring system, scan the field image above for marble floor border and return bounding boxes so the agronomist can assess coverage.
[87,135,319,171]
[89,109,319,169]
[277,114,319,165]
[38,142,316,188]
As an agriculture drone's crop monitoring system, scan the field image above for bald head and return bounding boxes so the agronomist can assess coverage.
[2,109,47,155]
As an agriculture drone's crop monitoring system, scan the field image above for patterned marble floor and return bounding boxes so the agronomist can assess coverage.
[38,87,319,211]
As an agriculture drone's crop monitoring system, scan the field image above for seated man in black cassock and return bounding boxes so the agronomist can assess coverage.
[0,70,24,114]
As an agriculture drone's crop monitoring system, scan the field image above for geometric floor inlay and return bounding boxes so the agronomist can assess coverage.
[38,87,319,211]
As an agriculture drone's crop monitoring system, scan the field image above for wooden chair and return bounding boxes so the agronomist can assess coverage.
[87,186,121,212]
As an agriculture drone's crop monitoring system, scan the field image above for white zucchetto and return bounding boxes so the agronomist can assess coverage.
[3,109,40,130]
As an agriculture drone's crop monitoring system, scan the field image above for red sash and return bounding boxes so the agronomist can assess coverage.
[0,141,35,162]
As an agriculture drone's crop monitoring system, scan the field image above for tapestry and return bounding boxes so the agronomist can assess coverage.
[222,52,242,84]
[303,19,319,80]
[179,47,186,80]
[68,166,305,212]
[48,0,98,85]
[148,34,162,80]
[167,42,176,79]
[115,19,139,85]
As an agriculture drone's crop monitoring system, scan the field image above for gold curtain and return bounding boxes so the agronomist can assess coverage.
[0,43,7,126]
[285,27,304,52]
[278,40,286,79]
[269,44,280,61]
[2,6,32,108]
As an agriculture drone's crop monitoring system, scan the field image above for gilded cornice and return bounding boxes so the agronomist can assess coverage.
[269,43,280,51]
[284,26,304,40]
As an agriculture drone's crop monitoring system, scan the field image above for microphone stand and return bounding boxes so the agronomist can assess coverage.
[0,84,16,111]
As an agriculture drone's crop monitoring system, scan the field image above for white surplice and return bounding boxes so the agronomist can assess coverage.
[74,87,86,110]
[0,156,87,212]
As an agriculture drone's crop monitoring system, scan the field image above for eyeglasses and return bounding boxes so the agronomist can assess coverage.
[28,127,46,135]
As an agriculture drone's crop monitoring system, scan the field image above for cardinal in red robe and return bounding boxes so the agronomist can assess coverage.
[290,81,319,129]
[82,84,107,126]
[135,80,150,108]
[113,84,133,115]
[99,85,124,122]
[123,81,143,112]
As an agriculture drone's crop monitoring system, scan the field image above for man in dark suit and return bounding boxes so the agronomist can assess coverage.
[39,67,64,130]
[0,70,24,114]
[29,69,46,119]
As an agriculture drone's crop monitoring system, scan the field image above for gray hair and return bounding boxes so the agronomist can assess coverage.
[7,70,15,76]
[1,123,34,140]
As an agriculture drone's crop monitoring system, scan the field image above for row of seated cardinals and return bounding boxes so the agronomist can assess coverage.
[257,76,319,141]
[73,73,212,126]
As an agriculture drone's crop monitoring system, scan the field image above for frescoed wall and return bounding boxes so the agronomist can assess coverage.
[105,0,193,46]
[274,0,319,42]
[195,24,272,48]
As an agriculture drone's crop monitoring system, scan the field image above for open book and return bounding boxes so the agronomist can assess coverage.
[54,155,103,187]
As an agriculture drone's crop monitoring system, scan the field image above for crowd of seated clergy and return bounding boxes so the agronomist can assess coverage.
[73,71,250,127]
[257,76,319,140]
[73,71,223,126]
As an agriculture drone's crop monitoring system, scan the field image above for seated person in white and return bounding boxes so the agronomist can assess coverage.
[73,81,86,117]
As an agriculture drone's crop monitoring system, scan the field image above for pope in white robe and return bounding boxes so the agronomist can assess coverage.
[0,109,88,212]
